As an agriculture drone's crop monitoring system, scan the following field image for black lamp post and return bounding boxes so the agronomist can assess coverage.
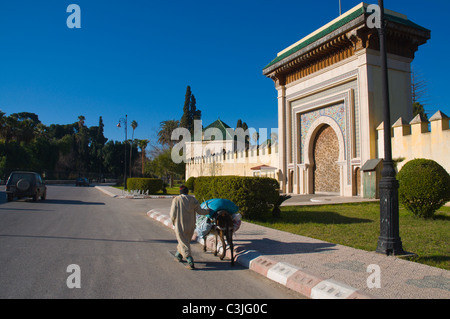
[375,0,405,256]
[117,115,128,190]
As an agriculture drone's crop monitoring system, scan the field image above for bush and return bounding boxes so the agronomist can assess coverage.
[194,176,280,219]
[397,159,450,218]
[185,176,196,192]
[127,178,163,194]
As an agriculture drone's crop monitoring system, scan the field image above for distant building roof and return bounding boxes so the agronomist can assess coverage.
[251,165,277,171]
[203,118,234,141]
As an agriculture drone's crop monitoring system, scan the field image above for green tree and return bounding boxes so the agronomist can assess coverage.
[413,102,428,121]
[25,137,59,173]
[189,94,201,134]
[252,131,260,146]
[77,115,85,130]
[145,148,184,186]
[103,140,126,179]
[180,86,201,136]
[137,139,149,176]
[157,120,179,148]
[411,67,429,120]
[9,112,41,143]
[75,115,89,174]
[130,120,138,177]
[95,116,108,145]
[180,85,192,130]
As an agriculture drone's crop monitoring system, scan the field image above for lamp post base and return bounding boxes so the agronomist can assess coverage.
[376,172,405,256]
[376,236,404,256]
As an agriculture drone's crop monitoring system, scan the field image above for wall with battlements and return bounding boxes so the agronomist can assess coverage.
[377,110,450,173]
[186,143,279,179]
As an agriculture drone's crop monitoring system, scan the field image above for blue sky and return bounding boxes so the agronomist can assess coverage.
[0,0,448,145]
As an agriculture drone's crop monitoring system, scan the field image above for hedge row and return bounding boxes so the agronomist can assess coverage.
[127,178,163,194]
[185,176,196,192]
[194,176,280,219]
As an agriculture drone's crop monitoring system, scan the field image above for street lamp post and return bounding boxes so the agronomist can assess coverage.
[117,115,128,190]
[375,0,405,256]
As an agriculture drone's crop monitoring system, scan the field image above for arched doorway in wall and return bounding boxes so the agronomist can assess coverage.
[312,125,340,193]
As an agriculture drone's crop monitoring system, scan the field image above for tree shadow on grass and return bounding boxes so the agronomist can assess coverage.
[252,210,374,225]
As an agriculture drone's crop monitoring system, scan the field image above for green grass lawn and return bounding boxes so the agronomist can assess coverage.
[248,202,450,271]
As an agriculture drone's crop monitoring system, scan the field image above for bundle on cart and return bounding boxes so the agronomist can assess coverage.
[195,198,241,237]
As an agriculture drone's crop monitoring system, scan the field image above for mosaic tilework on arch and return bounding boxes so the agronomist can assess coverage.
[300,103,346,163]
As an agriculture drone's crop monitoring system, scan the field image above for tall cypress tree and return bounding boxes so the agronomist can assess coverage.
[180,86,202,136]
[97,116,107,145]
[180,86,191,130]
[189,94,202,135]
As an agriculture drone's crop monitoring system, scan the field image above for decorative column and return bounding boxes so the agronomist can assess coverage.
[275,76,287,193]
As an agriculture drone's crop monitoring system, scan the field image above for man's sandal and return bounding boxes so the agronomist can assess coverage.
[174,252,183,263]
[186,257,195,269]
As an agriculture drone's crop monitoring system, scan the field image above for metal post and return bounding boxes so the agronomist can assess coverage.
[124,114,128,190]
[375,0,404,256]
[118,115,128,190]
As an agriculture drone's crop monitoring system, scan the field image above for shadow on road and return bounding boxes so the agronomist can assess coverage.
[233,237,336,256]
[40,199,105,205]
[0,233,158,243]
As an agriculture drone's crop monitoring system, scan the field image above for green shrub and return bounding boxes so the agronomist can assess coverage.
[185,176,196,192]
[127,178,163,194]
[194,176,280,219]
[397,159,450,218]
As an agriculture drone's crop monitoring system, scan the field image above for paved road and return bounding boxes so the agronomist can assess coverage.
[0,185,303,299]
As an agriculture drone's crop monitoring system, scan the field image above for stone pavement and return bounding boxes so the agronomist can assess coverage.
[95,186,450,299]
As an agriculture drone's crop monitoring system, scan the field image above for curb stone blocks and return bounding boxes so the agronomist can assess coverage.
[249,256,278,277]
[310,279,358,299]
[267,262,301,286]
[286,269,325,297]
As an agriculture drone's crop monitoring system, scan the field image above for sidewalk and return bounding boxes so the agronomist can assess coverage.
[281,194,379,206]
[96,186,450,299]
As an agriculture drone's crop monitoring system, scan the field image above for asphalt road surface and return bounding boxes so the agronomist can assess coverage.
[0,184,304,299]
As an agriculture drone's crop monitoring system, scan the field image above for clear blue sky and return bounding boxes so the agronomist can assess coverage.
[0,0,448,145]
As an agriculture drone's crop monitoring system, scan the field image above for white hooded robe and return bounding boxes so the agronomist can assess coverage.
[170,194,210,258]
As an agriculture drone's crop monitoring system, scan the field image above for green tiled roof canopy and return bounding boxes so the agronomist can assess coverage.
[263,4,430,73]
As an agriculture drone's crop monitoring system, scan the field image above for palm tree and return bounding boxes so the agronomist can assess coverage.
[137,139,149,176]
[77,115,85,130]
[252,131,260,147]
[157,120,179,148]
[129,120,138,177]
[0,111,9,142]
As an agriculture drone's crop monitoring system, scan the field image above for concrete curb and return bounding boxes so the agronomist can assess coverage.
[146,209,375,299]
[119,195,176,199]
[94,186,118,198]
[94,186,176,199]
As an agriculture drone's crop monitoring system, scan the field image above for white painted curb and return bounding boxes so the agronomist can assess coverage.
[94,186,117,197]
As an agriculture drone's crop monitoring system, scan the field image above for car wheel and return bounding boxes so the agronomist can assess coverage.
[6,194,13,202]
